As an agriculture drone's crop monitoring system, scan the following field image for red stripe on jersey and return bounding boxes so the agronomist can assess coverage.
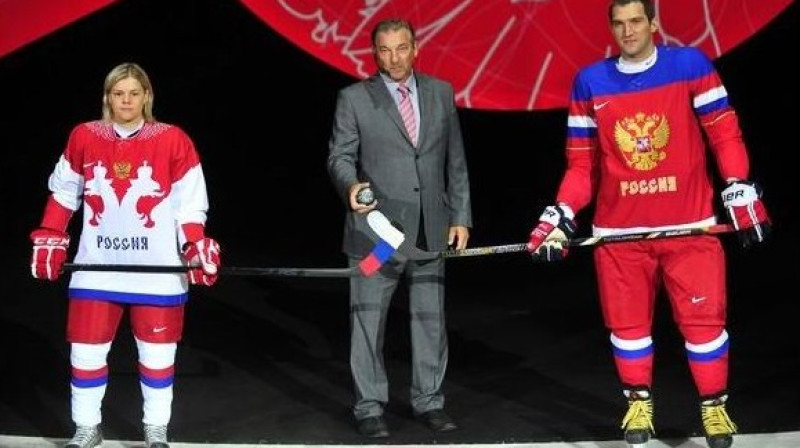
[138,363,175,380]
[72,365,109,380]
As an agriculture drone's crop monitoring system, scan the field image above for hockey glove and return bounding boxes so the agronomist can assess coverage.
[526,205,577,262]
[182,238,221,286]
[720,180,771,248]
[30,228,70,280]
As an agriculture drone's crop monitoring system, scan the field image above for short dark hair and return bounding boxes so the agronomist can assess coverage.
[608,0,656,22]
[371,18,416,48]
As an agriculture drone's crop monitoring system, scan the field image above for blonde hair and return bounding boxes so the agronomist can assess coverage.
[101,62,155,122]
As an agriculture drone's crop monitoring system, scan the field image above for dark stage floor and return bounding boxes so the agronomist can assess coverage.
[1,238,798,446]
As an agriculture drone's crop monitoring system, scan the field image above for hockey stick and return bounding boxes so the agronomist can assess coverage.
[366,210,735,261]
[62,263,359,278]
[61,219,407,279]
[60,213,408,279]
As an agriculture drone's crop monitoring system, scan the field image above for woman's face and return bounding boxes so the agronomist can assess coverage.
[108,77,147,125]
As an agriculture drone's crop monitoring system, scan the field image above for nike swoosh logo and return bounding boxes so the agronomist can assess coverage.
[690,296,706,304]
[153,326,168,333]
[593,101,610,111]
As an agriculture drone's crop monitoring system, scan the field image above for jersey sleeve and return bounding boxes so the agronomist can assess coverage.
[38,124,91,231]
[555,72,599,212]
[48,124,89,212]
[687,48,749,180]
[168,126,210,244]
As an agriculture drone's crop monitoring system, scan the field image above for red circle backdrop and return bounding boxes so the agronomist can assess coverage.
[238,0,794,110]
[0,0,793,111]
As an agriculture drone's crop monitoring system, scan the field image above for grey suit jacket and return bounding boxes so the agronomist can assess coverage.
[327,73,472,257]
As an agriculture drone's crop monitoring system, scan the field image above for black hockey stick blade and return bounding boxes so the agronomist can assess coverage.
[62,263,360,278]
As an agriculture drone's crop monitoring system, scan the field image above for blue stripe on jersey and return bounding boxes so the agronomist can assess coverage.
[69,288,188,306]
[72,376,107,388]
[612,344,654,359]
[141,375,174,388]
[567,125,597,139]
[611,334,654,359]
[570,45,716,101]
[687,337,730,362]
[695,95,730,116]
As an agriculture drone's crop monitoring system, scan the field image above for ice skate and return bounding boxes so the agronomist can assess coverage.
[64,425,102,448]
[701,394,737,448]
[621,388,654,447]
[144,424,170,448]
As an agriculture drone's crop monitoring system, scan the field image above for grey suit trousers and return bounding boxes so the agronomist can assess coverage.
[348,255,447,419]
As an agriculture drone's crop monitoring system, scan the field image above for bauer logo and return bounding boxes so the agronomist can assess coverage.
[722,190,745,202]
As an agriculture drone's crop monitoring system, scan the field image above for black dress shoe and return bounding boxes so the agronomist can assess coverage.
[356,416,389,438]
[416,409,458,432]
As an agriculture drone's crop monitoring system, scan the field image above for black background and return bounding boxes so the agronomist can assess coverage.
[0,0,797,444]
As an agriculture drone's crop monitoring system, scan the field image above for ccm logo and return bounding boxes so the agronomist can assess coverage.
[33,237,70,246]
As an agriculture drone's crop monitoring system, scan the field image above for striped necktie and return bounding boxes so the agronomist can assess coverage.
[397,83,417,146]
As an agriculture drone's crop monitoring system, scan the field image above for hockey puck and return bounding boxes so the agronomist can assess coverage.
[356,187,375,205]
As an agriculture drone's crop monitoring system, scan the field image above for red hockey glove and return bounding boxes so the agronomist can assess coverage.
[720,180,771,248]
[182,237,221,286]
[30,228,70,280]
[526,205,577,262]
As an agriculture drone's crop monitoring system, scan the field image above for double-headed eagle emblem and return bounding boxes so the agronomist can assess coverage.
[614,112,669,171]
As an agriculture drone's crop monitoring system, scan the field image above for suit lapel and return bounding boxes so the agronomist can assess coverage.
[366,74,417,149]
[416,75,433,151]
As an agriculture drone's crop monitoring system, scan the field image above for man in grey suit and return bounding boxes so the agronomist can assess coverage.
[327,18,472,439]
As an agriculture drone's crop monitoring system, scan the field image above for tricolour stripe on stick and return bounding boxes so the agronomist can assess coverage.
[359,211,405,276]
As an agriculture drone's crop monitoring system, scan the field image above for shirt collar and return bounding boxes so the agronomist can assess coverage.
[617,46,659,74]
[380,72,417,95]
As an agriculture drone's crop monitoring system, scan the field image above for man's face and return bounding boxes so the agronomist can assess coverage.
[610,2,658,62]
[108,77,147,125]
[374,28,418,83]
